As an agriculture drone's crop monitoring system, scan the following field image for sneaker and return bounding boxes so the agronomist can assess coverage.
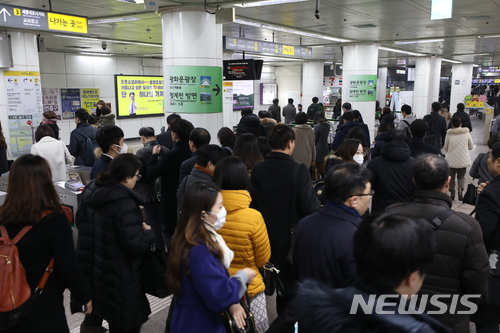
[80,323,108,333]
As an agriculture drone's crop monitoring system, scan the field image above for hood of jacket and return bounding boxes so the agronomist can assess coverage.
[339,121,363,133]
[82,180,142,210]
[239,114,261,126]
[260,118,277,125]
[380,139,411,162]
[446,127,469,135]
[220,190,251,213]
[101,113,115,120]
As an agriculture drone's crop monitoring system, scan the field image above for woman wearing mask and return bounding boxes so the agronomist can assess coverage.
[76,154,155,333]
[213,157,271,333]
[167,182,256,333]
[325,139,363,173]
[31,125,73,182]
[0,155,92,332]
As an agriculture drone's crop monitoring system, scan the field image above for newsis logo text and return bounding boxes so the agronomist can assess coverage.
[350,294,481,315]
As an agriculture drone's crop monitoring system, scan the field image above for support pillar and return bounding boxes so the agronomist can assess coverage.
[413,56,442,119]
[343,44,378,136]
[302,61,324,108]
[160,8,223,142]
[377,67,387,108]
[449,64,473,113]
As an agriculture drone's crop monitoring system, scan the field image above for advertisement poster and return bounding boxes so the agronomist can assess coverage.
[61,89,81,119]
[81,88,100,114]
[223,81,233,103]
[346,75,377,102]
[42,88,62,119]
[115,75,164,118]
[233,81,254,111]
[8,115,40,158]
[166,66,223,113]
[261,83,277,105]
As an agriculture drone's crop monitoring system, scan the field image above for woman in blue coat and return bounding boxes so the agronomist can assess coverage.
[167,182,256,333]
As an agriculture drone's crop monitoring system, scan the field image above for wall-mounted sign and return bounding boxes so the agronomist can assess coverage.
[0,4,87,34]
[232,81,254,111]
[472,78,500,85]
[223,60,263,80]
[223,36,312,58]
[166,66,223,114]
[346,75,377,102]
[261,83,277,105]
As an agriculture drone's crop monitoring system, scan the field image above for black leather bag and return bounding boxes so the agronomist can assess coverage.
[462,183,478,205]
[142,244,170,298]
[222,294,257,333]
[260,262,285,297]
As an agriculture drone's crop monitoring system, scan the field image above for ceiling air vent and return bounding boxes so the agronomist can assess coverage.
[351,24,378,28]
[65,46,92,49]
[461,16,491,21]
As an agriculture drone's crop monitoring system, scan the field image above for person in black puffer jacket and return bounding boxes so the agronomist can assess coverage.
[76,154,155,333]
[367,130,415,213]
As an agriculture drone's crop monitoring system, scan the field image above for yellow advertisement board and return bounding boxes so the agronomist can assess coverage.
[115,75,164,119]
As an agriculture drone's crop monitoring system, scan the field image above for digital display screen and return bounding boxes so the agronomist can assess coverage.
[114,75,164,119]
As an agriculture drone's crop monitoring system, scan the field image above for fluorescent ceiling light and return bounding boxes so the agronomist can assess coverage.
[80,52,114,56]
[235,18,352,43]
[480,35,500,39]
[235,0,307,8]
[53,34,162,47]
[89,17,140,24]
[394,39,444,45]
[250,54,303,61]
[442,58,462,64]
[116,0,144,3]
[378,46,425,56]
[473,64,480,67]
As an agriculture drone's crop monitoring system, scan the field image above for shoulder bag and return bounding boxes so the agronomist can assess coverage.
[222,293,257,333]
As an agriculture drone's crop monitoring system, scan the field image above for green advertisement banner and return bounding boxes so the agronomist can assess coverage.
[347,75,377,102]
[166,66,223,113]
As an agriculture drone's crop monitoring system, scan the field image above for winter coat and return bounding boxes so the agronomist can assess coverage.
[408,138,442,158]
[31,136,73,181]
[398,115,416,132]
[331,122,370,151]
[296,281,450,333]
[443,127,473,168]
[470,152,494,184]
[98,113,116,127]
[68,122,97,167]
[449,111,472,132]
[236,114,267,138]
[268,104,281,123]
[387,190,489,333]
[217,190,271,297]
[314,122,330,163]
[282,103,297,124]
[367,139,415,213]
[76,180,156,330]
[177,167,213,214]
[325,154,348,173]
[370,131,387,159]
[424,111,447,149]
[2,212,92,333]
[157,129,174,150]
[292,124,316,168]
[306,103,323,120]
[171,243,243,333]
[90,154,112,180]
[250,152,320,294]
[294,202,360,288]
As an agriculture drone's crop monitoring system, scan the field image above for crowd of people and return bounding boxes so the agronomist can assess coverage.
[2,97,500,333]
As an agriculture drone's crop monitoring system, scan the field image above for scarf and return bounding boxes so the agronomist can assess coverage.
[194,164,214,177]
[204,222,234,269]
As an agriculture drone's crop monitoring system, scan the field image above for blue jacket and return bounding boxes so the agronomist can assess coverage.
[90,154,112,180]
[332,122,370,151]
[171,244,241,333]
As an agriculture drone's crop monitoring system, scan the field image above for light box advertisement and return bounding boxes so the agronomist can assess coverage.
[115,75,164,119]
[232,80,254,111]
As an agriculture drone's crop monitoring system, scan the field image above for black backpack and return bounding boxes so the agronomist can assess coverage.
[401,120,412,139]
[74,131,98,167]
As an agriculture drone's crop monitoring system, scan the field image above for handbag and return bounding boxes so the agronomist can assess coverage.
[462,182,478,205]
[310,163,320,181]
[142,243,170,298]
[222,293,257,333]
[260,262,285,297]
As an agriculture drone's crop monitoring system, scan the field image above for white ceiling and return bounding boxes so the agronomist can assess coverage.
[0,0,499,67]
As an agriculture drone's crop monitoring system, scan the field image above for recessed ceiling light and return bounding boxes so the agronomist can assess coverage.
[394,39,444,45]
[461,15,492,21]
[235,0,308,8]
[89,17,140,24]
[351,24,378,28]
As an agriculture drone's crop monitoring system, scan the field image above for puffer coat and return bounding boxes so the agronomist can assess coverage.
[76,180,155,330]
[443,127,473,168]
[217,189,271,297]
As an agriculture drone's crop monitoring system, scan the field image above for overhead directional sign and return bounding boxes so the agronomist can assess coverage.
[0,4,87,34]
[223,36,312,58]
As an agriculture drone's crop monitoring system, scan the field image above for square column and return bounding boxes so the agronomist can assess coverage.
[449,64,473,113]
[377,67,388,108]
[302,61,324,109]
[413,56,442,119]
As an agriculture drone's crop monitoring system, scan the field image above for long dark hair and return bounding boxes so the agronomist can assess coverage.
[213,156,251,191]
[167,182,223,296]
[334,139,361,163]
[233,133,263,172]
[0,154,61,226]
[0,121,7,148]
[95,153,140,186]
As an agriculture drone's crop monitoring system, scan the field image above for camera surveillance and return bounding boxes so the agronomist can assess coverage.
[102,41,107,50]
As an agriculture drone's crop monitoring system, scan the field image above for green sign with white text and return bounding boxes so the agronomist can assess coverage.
[347,75,377,102]
[166,66,222,113]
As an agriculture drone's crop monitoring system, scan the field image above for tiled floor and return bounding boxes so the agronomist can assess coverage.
[65,113,490,332]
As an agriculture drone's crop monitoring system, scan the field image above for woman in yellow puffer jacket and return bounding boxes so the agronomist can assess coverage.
[213,156,271,333]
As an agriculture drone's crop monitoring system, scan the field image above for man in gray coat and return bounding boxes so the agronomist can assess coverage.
[387,154,489,333]
[282,98,297,124]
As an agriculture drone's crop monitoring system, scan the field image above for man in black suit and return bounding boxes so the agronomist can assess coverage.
[156,113,181,150]
[250,125,320,331]
[424,101,447,150]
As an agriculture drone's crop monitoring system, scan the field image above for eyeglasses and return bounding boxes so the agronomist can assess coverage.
[350,190,375,197]
[135,174,142,180]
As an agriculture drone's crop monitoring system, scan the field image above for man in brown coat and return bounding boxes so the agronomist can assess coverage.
[387,154,489,333]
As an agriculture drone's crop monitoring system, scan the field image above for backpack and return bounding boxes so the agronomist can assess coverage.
[402,120,411,139]
[143,145,169,200]
[75,131,98,167]
[0,216,55,329]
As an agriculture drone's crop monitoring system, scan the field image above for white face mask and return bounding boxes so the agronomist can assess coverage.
[116,143,128,154]
[353,154,364,165]
[205,206,227,230]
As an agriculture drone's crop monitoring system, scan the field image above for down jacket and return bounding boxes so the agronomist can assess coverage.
[217,190,271,297]
[76,180,155,330]
[443,127,473,168]
[292,124,316,167]
[387,190,489,333]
